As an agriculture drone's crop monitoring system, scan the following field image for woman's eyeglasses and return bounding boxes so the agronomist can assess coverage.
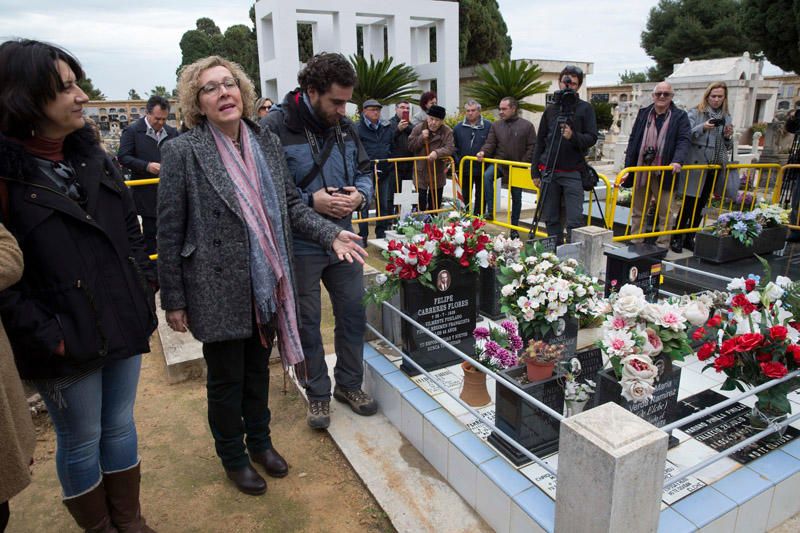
[198,77,239,97]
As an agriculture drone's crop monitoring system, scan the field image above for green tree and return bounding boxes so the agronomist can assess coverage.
[149,86,170,97]
[78,78,105,100]
[349,55,419,110]
[464,59,549,113]
[128,89,141,100]
[741,0,800,74]
[445,0,511,67]
[178,13,261,96]
[618,70,649,84]
[591,101,614,130]
[641,0,756,80]
[298,23,313,62]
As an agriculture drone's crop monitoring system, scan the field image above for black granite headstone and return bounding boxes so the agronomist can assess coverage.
[527,235,558,253]
[569,347,604,385]
[478,267,504,319]
[677,390,799,465]
[489,365,565,465]
[399,260,478,375]
[594,366,682,430]
[604,243,667,302]
[521,316,579,359]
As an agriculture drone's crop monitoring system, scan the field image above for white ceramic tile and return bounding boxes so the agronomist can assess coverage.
[767,471,800,530]
[422,418,449,478]
[520,455,559,500]
[447,443,478,507]
[476,467,512,533]
[733,487,773,533]
[400,396,424,451]
[679,370,722,395]
[510,501,546,533]
[666,439,741,485]
[375,376,402,428]
[699,508,737,533]
[436,390,470,418]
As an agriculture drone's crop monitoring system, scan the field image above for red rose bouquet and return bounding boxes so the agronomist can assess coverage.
[697,272,800,422]
[365,211,490,304]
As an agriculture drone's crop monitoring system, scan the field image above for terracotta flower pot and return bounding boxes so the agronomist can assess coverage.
[459,362,491,407]
[526,360,556,382]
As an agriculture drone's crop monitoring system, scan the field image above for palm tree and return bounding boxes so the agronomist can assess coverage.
[349,54,420,111]
[465,59,550,113]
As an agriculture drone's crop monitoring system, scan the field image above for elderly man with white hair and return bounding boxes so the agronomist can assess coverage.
[624,81,691,247]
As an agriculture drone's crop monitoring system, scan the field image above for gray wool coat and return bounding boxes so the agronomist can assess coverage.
[157,119,343,343]
[680,108,733,197]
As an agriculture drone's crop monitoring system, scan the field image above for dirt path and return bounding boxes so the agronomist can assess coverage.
[7,330,394,533]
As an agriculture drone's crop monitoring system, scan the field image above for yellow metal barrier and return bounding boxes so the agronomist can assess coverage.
[458,155,613,237]
[357,155,459,225]
[611,163,783,243]
[777,164,800,230]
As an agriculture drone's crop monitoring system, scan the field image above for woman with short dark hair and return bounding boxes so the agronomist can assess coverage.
[0,39,157,532]
[159,55,366,495]
[412,90,438,126]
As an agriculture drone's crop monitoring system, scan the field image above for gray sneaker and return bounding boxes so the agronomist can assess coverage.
[307,399,330,429]
[333,386,378,416]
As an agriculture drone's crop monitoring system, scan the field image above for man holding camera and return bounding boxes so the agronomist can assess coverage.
[786,102,800,241]
[624,81,691,247]
[531,65,598,245]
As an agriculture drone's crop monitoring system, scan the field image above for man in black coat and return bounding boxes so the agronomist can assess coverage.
[624,81,691,247]
[356,99,394,240]
[117,95,179,256]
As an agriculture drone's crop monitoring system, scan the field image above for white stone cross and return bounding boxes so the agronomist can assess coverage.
[393,180,418,219]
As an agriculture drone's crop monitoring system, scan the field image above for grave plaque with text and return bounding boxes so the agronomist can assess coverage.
[489,365,565,465]
[399,260,477,375]
[604,243,666,302]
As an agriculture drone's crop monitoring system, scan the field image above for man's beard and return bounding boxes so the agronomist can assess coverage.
[312,100,339,127]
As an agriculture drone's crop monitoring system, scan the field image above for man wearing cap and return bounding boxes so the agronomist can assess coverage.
[476,97,536,233]
[356,99,395,241]
[532,65,598,245]
[408,104,455,211]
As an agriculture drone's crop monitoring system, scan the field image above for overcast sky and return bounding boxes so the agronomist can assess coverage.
[0,0,786,100]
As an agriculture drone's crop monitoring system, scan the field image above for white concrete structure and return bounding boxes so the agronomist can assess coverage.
[254,0,459,114]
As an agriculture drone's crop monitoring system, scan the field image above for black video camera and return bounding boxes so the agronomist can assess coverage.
[709,118,725,127]
[642,146,657,165]
[553,88,578,109]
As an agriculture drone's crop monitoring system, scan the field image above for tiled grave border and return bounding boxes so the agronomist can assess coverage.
[363,343,800,532]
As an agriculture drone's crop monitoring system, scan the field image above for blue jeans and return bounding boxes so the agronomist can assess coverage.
[295,254,365,402]
[37,355,141,497]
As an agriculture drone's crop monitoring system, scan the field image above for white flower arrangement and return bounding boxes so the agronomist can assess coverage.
[497,243,600,340]
[598,285,691,403]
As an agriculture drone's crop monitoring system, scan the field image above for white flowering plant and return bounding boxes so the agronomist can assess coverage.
[597,284,692,402]
[365,211,490,305]
[497,242,600,340]
[486,234,524,268]
[564,377,596,402]
[392,212,428,237]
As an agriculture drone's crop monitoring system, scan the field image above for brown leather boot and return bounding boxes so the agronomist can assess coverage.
[103,462,156,533]
[63,482,118,533]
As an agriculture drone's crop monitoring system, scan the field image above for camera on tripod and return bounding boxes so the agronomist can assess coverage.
[553,88,578,109]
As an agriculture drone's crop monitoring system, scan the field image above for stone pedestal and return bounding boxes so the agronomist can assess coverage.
[555,402,668,533]
[571,225,613,280]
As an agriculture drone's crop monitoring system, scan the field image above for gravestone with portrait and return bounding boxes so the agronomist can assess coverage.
[604,243,666,302]
[399,260,478,375]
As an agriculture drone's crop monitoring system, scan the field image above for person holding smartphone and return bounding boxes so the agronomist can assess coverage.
[673,81,734,252]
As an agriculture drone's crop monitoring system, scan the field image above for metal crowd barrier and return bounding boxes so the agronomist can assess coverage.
[457,155,613,236]
[611,163,783,242]
[372,299,563,476]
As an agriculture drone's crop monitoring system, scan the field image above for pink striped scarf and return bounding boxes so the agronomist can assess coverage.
[209,121,304,366]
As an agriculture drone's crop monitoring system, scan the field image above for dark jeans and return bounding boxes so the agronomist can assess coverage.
[418,188,445,212]
[295,254,365,402]
[541,170,583,245]
[1,501,8,532]
[374,174,396,238]
[141,216,157,258]
[202,330,273,470]
[510,187,523,227]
